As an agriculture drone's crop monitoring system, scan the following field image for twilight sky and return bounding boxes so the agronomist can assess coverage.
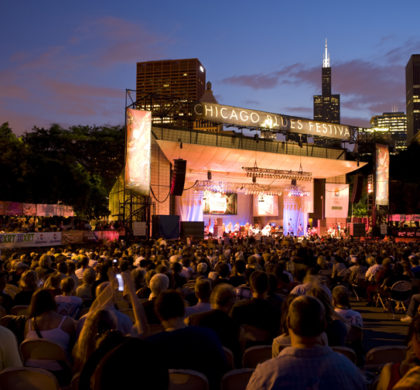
[1,0,419,135]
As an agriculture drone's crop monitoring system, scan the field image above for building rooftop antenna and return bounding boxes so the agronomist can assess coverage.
[323,38,330,68]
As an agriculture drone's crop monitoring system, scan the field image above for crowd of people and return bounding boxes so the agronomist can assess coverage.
[0,216,125,233]
[0,234,420,389]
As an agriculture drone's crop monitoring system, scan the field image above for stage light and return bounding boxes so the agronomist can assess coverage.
[207,171,212,180]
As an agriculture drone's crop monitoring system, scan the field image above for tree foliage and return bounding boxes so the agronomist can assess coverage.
[1,122,124,218]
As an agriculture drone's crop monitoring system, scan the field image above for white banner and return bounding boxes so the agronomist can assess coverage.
[0,232,62,249]
[325,183,349,218]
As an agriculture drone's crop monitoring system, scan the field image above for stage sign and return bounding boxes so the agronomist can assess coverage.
[253,194,278,216]
[194,102,353,140]
[203,192,237,215]
[125,109,151,195]
[325,183,349,218]
[375,144,389,206]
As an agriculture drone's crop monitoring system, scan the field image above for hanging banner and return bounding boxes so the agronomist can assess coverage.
[375,144,389,206]
[4,202,23,216]
[23,203,37,216]
[0,232,62,249]
[325,183,349,218]
[194,102,353,140]
[125,109,151,195]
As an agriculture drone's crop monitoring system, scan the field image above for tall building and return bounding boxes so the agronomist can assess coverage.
[406,55,420,143]
[136,58,206,125]
[369,112,407,153]
[313,40,340,124]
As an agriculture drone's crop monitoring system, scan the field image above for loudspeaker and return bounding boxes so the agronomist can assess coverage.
[152,215,180,239]
[351,174,363,204]
[181,221,204,239]
[310,179,326,220]
[348,222,365,237]
[170,159,186,196]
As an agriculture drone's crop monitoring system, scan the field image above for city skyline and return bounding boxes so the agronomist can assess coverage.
[1,0,420,135]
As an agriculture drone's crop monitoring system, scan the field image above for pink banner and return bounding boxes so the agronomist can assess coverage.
[23,203,37,216]
[4,202,23,216]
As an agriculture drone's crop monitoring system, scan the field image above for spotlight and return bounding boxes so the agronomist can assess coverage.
[207,171,212,180]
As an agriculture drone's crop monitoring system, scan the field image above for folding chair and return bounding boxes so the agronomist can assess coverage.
[20,339,72,386]
[387,280,412,313]
[365,345,407,371]
[223,346,235,370]
[331,346,357,364]
[242,345,272,368]
[168,369,209,390]
[221,368,254,390]
[10,305,29,316]
[0,366,60,390]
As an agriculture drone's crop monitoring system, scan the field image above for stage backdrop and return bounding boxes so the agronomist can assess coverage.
[325,183,349,218]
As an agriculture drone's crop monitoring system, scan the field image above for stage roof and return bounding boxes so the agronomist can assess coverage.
[156,139,365,184]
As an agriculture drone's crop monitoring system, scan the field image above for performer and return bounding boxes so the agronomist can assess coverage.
[262,224,271,236]
[234,222,240,232]
[297,223,303,236]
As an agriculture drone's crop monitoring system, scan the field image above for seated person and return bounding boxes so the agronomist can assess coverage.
[332,285,363,328]
[247,295,366,390]
[147,290,228,390]
[187,283,240,366]
[231,271,281,348]
[185,278,212,317]
[55,277,83,318]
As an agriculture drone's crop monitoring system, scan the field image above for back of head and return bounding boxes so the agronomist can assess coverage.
[193,277,211,300]
[287,295,326,338]
[92,337,168,390]
[19,269,38,291]
[249,270,268,295]
[332,285,350,308]
[28,288,57,317]
[60,276,75,295]
[210,283,235,310]
[149,273,170,297]
[154,290,185,322]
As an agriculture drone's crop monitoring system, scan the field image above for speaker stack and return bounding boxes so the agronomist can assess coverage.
[170,159,186,196]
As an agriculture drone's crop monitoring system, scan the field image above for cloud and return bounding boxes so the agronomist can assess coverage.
[0,16,167,134]
[220,52,407,123]
[284,106,312,116]
[70,16,166,67]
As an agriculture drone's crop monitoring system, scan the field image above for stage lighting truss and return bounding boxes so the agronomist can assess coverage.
[193,180,283,196]
[241,166,313,182]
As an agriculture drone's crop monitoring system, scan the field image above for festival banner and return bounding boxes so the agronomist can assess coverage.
[4,202,23,216]
[62,230,84,245]
[325,183,349,218]
[23,203,37,216]
[0,232,62,249]
[125,109,151,195]
[376,144,389,206]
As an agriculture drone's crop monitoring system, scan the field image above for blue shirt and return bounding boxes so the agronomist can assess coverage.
[247,345,366,390]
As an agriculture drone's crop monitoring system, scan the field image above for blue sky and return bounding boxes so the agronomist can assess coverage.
[1,0,419,135]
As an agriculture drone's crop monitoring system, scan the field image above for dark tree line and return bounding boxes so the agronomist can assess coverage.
[0,122,124,218]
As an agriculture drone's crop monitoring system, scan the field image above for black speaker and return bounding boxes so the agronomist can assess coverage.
[348,222,365,237]
[181,221,204,239]
[351,174,363,204]
[170,159,187,196]
[310,179,326,220]
[152,215,180,239]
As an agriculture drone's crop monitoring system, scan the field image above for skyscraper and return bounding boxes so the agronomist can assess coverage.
[369,112,407,153]
[136,58,206,125]
[406,55,420,143]
[313,40,340,124]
